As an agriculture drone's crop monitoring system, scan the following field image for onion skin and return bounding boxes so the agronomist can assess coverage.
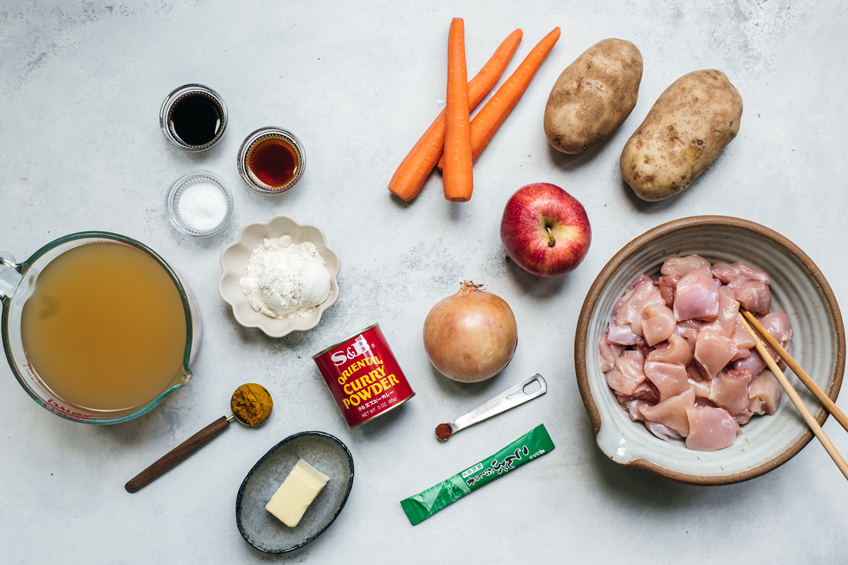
[423,281,518,383]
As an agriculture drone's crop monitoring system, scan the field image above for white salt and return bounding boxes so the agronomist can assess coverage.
[177,182,228,232]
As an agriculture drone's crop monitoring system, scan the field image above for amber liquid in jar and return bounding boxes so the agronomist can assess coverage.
[21,243,187,411]
[246,136,300,190]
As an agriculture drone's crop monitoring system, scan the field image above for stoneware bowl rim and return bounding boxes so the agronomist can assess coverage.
[574,215,845,485]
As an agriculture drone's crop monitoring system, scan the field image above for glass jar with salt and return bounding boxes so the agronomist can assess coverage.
[167,171,233,237]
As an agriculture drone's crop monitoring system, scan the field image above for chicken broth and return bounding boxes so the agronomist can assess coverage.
[21,242,187,411]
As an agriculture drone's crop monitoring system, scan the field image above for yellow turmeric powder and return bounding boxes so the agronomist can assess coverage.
[231,383,273,426]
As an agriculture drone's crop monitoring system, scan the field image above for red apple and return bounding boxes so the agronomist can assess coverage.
[500,183,591,277]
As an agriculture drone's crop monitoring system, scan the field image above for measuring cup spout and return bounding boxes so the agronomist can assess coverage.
[170,370,193,387]
[0,251,22,300]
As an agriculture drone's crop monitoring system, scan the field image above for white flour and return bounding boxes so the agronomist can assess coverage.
[240,236,331,319]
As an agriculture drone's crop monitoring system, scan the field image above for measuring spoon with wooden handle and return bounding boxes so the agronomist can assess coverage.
[125,383,272,493]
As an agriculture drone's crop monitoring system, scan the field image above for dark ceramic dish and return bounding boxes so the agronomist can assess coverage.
[235,431,354,553]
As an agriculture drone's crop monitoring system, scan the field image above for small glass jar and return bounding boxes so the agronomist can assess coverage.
[167,171,233,237]
[237,127,306,195]
[160,84,228,151]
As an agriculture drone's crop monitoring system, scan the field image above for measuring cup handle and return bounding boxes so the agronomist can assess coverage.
[0,251,22,300]
[125,415,231,493]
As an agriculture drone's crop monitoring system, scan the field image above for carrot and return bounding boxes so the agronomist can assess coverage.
[388,28,523,202]
[437,27,561,171]
[442,18,474,202]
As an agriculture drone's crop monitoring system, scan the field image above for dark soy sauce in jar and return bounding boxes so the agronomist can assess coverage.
[169,93,223,146]
[246,136,299,190]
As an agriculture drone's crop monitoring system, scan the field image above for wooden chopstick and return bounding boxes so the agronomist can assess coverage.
[740,309,848,434]
[737,314,848,481]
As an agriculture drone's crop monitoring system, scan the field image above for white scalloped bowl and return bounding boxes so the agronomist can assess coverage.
[575,216,844,485]
[218,216,340,338]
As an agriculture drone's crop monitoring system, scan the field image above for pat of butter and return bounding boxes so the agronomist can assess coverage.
[265,459,330,527]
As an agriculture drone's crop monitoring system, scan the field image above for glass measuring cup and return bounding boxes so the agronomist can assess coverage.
[0,232,202,424]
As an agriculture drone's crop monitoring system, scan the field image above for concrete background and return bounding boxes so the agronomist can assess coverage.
[1,0,846,562]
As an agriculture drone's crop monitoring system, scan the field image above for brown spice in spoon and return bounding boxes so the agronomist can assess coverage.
[231,383,273,426]
[435,423,453,441]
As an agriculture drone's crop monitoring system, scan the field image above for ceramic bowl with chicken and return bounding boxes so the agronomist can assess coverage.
[574,216,845,484]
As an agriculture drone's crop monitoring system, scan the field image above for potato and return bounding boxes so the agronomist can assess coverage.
[544,39,643,154]
[620,70,743,201]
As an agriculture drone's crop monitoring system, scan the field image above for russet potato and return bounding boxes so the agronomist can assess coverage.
[620,69,743,201]
[544,39,643,154]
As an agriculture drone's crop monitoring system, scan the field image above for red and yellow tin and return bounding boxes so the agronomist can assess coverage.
[313,323,415,428]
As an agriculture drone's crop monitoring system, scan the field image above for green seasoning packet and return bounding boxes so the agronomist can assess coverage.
[400,424,555,526]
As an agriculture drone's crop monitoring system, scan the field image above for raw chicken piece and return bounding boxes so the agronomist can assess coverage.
[735,410,753,425]
[644,361,689,401]
[657,275,680,308]
[685,362,705,382]
[712,262,771,285]
[643,303,676,346]
[730,319,758,361]
[611,297,626,316]
[599,332,625,373]
[606,317,642,346]
[732,350,767,376]
[733,262,771,284]
[688,378,711,399]
[616,278,664,337]
[730,348,751,362]
[606,367,639,396]
[673,265,720,322]
[685,406,740,451]
[621,274,653,299]
[694,327,737,379]
[708,287,740,338]
[605,350,646,395]
[627,381,660,403]
[619,399,650,422]
[748,370,782,415]
[640,389,695,437]
[758,311,793,351]
[709,369,753,416]
[711,262,739,284]
[712,261,772,315]
[661,255,712,278]
[647,334,693,366]
[730,349,750,362]
[675,320,702,350]
[731,311,793,373]
[645,422,684,442]
[728,278,771,315]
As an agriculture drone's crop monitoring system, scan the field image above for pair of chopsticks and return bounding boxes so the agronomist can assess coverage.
[738,310,848,480]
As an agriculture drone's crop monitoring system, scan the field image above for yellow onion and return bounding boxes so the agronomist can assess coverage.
[423,281,518,382]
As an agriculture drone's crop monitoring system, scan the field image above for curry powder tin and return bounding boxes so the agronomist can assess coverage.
[312,323,415,428]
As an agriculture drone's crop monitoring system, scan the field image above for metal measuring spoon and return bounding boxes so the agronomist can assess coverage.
[435,374,547,441]
[125,383,273,493]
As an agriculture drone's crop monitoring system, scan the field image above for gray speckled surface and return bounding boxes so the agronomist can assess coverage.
[1,1,847,563]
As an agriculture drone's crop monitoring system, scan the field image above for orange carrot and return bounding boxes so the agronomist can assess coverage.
[438,27,561,171]
[388,29,523,202]
[443,18,473,202]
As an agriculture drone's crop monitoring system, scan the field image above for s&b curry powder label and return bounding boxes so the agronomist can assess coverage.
[313,324,415,428]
